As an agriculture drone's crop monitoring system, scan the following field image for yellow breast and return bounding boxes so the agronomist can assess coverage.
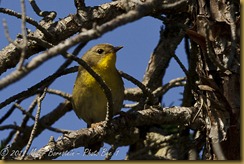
[72,53,124,125]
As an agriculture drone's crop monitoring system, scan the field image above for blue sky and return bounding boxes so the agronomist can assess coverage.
[0,0,187,160]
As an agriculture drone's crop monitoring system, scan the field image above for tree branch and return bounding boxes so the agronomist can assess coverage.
[0,41,85,109]
[0,0,158,90]
[22,106,204,160]
[124,77,186,102]
[3,100,72,159]
[143,14,188,90]
[0,0,190,75]
[0,7,50,37]
[20,89,47,160]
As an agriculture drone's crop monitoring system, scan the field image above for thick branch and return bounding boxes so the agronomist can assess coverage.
[23,106,204,160]
[143,14,188,90]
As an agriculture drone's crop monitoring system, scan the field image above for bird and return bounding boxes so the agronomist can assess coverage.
[72,43,124,154]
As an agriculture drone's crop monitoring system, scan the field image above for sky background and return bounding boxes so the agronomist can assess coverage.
[0,0,187,160]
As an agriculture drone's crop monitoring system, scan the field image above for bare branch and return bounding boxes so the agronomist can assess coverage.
[2,19,18,46]
[29,0,56,19]
[0,67,76,109]
[14,100,71,135]
[12,98,38,145]
[0,0,165,90]
[3,100,72,159]
[0,41,85,109]
[143,14,187,90]
[124,87,142,102]
[20,89,47,160]
[153,77,186,97]
[123,102,139,108]
[0,100,22,124]
[120,71,156,104]
[14,103,35,120]
[22,106,204,160]
[124,77,186,102]
[0,0,189,75]
[18,0,28,70]
[0,125,22,131]
[46,89,72,101]
[0,7,50,37]
[172,53,189,76]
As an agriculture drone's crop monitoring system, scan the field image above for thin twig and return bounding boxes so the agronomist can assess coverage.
[14,101,70,134]
[0,125,23,131]
[120,70,159,111]
[12,97,38,144]
[18,0,28,70]
[119,71,154,102]
[29,0,44,16]
[184,35,190,59]
[1,130,16,148]
[44,126,71,134]
[14,103,36,120]
[26,37,86,72]
[0,100,22,124]
[172,53,189,76]
[3,100,72,160]
[123,102,139,108]
[29,0,56,20]
[0,66,77,109]
[0,7,50,37]
[27,36,53,48]
[2,19,18,47]
[12,98,38,145]
[104,144,118,160]
[152,77,186,97]
[124,77,186,104]
[20,89,47,160]
[46,88,72,101]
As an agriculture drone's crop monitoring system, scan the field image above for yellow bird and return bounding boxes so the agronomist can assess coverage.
[72,43,124,154]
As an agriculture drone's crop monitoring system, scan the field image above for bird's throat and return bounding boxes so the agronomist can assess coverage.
[97,53,116,70]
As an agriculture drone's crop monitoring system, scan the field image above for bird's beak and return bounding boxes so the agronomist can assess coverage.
[114,46,123,52]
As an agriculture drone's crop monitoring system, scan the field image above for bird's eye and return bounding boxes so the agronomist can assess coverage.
[96,49,104,54]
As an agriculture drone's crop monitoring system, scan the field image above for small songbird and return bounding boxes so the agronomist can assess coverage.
[72,43,124,154]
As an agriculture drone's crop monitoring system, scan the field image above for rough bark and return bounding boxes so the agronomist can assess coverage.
[187,0,240,160]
